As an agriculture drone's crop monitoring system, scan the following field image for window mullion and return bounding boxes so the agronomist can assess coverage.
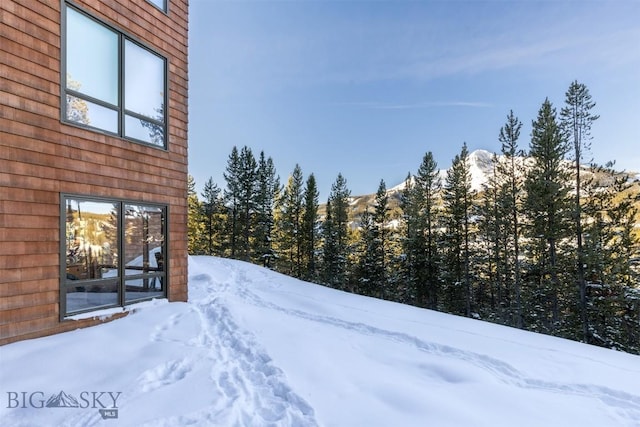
[118,201,125,307]
[118,34,125,137]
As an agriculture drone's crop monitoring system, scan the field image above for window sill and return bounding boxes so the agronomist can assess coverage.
[64,297,168,322]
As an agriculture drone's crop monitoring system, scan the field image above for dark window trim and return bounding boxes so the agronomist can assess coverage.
[61,1,169,150]
[59,194,169,320]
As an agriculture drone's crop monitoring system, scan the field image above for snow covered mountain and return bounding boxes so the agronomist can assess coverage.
[348,149,639,224]
[2,256,640,426]
[387,148,506,194]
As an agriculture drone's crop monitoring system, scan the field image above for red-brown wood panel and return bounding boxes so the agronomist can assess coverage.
[1,0,189,344]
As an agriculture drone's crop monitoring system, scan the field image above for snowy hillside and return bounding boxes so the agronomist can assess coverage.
[2,256,640,426]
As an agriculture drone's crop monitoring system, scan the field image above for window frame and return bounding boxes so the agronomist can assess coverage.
[145,0,169,14]
[59,194,169,319]
[61,2,169,150]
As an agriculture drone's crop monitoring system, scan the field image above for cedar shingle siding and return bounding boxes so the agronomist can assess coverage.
[1,0,189,344]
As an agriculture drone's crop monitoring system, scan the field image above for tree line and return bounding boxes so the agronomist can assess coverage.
[188,81,640,354]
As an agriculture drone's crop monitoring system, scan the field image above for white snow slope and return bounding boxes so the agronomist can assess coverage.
[2,256,640,427]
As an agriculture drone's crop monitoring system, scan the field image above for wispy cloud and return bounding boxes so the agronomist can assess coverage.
[334,101,493,110]
[193,0,640,92]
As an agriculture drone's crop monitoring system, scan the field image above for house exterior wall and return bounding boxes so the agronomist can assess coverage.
[0,0,189,345]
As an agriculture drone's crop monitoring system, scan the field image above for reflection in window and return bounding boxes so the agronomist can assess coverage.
[125,41,164,120]
[66,8,118,105]
[66,95,118,132]
[63,197,166,316]
[146,0,167,12]
[124,205,165,275]
[125,114,164,147]
[66,280,119,313]
[63,4,167,148]
[64,199,119,282]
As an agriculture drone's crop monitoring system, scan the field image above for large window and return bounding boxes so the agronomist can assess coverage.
[63,4,167,148]
[61,196,167,317]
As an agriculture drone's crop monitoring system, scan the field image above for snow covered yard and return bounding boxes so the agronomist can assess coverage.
[1,256,640,426]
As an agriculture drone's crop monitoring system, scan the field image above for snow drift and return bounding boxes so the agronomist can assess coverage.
[1,256,640,426]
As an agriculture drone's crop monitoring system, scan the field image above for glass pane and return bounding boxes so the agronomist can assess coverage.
[66,8,118,105]
[125,278,164,303]
[66,279,119,313]
[146,0,166,12]
[66,95,118,133]
[125,40,165,121]
[64,199,119,282]
[124,205,165,276]
[125,114,165,147]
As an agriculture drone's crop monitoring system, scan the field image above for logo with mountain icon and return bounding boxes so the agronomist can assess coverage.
[6,389,120,419]
[46,391,80,408]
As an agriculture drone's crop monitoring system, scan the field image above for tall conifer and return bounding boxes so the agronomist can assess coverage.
[524,98,572,332]
[560,80,599,342]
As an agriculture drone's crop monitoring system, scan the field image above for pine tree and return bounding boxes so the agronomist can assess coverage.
[442,143,474,316]
[321,199,337,286]
[372,179,390,299]
[497,110,524,327]
[354,208,377,296]
[524,98,572,333]
[322,174,351,289]
[412,152,442,309]
[254,152,279,267]
[400,173,420,304]
[353,180,389,298]
[237,146,257,261]
[201,177,224,256]
[302,173,320,281]
[581,166,640,352]
[187,175,205,255]
[476,157,507,320]
[560,80,599,342]
[276,164,305,276]
[223,146,241,258]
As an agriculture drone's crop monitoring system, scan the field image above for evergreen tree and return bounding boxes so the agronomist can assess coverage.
[223,146,241,258]
[302,173,320,281]
[497,110,524,327]
[353,180,389,298]
[414,152,442,309]
[322,173,351,289]
[276,164,305,276]
[237,146,257,261]
[581,166,640,352]
[354,208,377,296]
[524,98,572,333]
[476,157,508,320]
[187,175,205,255]
[560,80,599,342]
[254,152,279,267]
[321,199,338,286]
[399,173,420,304]
[372,179,390,299]
[442,143,474,316]
[201,177,224,256]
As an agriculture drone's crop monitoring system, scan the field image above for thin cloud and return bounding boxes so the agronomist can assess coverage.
[335,101,493,110]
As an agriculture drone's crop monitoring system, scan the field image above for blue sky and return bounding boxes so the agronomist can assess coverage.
[188,0,640,200]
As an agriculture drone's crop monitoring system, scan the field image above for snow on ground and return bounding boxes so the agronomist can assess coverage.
[2,256,640,427]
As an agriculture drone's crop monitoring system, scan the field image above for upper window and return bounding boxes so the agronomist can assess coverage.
[63,5,167,148]
[146,0,168,13]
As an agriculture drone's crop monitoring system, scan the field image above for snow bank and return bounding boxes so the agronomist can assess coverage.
[1,256,639,426]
